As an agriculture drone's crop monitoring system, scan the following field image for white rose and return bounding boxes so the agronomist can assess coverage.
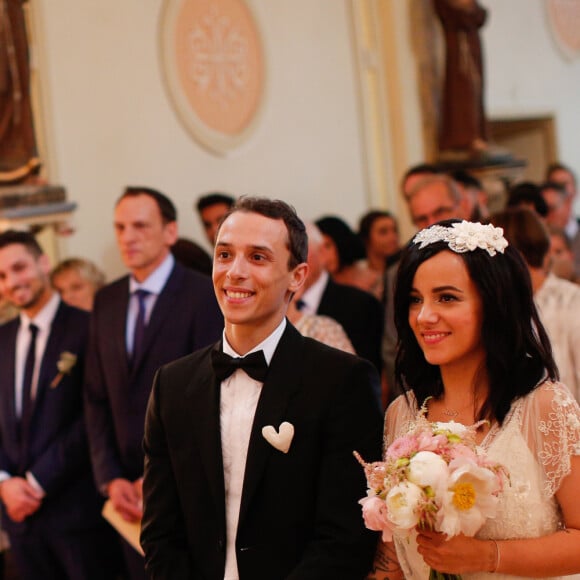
[408,451,449,491]
[386,482,423,530]
[434,421,469,437]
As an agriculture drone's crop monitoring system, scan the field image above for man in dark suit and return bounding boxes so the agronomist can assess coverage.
[300,222,384,375]
[0,231,119,579]
[84,187,223,579]
[141,197,382,579]
[543,164,580,278]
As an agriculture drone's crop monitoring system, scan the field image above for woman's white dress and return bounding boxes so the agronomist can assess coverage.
[384,381,580,580]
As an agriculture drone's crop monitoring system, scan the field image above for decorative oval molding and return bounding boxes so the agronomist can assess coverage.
[159,0,266,155]
[546,0,580,60]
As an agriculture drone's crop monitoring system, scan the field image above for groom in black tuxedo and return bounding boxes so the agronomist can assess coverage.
[141,197,382,579]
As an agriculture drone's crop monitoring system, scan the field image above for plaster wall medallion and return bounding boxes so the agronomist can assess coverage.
[160,0,266,154]
[546,0,580,59]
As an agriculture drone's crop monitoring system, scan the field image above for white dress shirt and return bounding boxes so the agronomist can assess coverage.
[220,318,286,580]
[0,292,61,493]
[299,270,329,315]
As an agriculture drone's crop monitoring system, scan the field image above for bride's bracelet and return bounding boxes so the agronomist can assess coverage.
[490,539,501,573]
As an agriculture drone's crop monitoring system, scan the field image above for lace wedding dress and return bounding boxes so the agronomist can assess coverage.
[384,381,580,580]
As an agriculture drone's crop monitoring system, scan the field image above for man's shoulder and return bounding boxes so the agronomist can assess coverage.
[159,342,216,376]
[55,300,90,328]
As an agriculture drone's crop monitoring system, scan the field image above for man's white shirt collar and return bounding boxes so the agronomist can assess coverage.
[300,270,329,315]
[222,317,286,366]
[129,253,175,295]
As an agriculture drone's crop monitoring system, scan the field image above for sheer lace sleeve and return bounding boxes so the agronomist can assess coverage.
[384,393,417,455]
[520,381,580,498]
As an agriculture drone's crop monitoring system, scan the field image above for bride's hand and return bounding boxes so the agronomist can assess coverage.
[416,529,496,574]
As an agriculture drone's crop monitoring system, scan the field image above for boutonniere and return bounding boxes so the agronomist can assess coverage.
[50,351,78,388]
[261,422,294,454]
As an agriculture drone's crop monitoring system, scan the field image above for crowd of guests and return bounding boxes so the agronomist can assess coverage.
[0,160,578,579]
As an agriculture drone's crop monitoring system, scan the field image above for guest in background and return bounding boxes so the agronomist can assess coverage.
[449,169,489,221]
[171,237,212,276]
[541,178,580,278]
[357,210,401,304]
[315,215,378,296]
[84,186,223,580]
[51,258,105,312]
[286,287,355,354]
[400,163,442,198]
[490,208,580,403]
[0,231,120,579]
[195,192,235,246]
[301,222,383,386]
[548,226,578,283]
[506,181,548,217]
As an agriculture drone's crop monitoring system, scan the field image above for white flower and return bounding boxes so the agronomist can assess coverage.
[386,482,423,530]
[413,221,508,257]
[408,451,449,492]
[433,421,469,437]
[437,458,500,537]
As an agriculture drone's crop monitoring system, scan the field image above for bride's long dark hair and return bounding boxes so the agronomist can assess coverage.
[394,220,557,424]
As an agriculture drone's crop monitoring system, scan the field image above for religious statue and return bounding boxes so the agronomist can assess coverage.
[433,0,489,157]
[0,0,40,183]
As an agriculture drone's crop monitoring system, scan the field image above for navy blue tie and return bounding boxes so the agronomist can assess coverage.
[20,323,39,438]
[132,289,150,365]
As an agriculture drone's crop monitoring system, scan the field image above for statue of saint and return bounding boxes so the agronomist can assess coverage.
[433,0,489,156]
[0,0,41,184]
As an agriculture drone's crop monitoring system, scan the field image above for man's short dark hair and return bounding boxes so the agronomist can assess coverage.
[0,230,43,258]
[449,169,482,190]
[221,196,308,269]
[507,182,548,217]
[546,162,577,189]
[118,186,177,224]
[196,192,235,213]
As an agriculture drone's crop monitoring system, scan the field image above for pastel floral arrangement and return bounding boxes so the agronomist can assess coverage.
[355,406,508,580]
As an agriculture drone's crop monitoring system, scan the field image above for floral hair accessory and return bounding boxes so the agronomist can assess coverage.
[413,221,508,257]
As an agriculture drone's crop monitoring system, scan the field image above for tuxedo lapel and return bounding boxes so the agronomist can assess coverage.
[185,344,226,519]
[112,280,131,377]
[238,325,303,526]
[35,302,67,406]
[0,320,20,444]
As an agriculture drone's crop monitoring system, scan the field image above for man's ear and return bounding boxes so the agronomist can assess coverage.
[288,262,309,294]
[164,221,179,246]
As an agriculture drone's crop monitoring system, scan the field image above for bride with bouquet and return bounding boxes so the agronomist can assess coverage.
[364,220,580,579]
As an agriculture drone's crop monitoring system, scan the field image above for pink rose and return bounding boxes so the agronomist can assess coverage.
[359,496,394,542]
[386,435,419,460]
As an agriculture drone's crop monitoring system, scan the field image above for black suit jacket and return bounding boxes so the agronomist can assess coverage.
[317,278,384,372]
[141,322,382,580]
[0,301,104,534]
[84,262,223,488]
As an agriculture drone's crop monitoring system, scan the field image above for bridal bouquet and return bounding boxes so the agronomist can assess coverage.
[355,410,507,580]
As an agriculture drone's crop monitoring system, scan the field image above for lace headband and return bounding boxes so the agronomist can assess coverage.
[412,221,508,257]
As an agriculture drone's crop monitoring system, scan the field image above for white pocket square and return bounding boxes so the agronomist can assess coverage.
[261,422,294,454]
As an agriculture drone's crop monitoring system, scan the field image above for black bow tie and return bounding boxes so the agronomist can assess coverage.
[211,349,269,383]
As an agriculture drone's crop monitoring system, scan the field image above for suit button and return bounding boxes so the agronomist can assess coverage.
[218,539,225,551]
